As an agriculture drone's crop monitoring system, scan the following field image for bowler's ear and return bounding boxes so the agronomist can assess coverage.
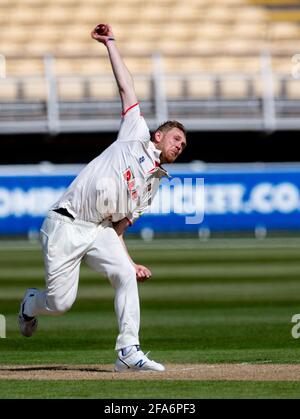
[153,130,162,144]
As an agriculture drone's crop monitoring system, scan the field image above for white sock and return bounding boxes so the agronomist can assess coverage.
[119,345,139,357]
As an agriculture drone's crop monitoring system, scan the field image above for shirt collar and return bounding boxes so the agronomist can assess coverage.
[148,140,162,165]
[147,141,170,178]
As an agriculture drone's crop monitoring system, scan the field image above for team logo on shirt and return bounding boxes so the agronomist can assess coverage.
[123,167,133,182]
[123,167,139,201]
[139,156,145,164]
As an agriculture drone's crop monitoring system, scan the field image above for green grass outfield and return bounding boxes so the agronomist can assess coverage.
[1,237,300,398]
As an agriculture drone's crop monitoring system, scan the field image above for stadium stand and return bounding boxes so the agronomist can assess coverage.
[0,0,299,133]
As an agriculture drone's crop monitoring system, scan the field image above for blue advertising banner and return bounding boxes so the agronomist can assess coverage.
[0,164,300,234]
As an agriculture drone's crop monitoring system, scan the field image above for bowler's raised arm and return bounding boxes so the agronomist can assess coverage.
[91,24,138,114]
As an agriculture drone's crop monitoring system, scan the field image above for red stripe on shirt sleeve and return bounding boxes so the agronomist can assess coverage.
[122,102,140,117]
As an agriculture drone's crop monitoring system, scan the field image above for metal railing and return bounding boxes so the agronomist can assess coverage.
[0,52,299,134]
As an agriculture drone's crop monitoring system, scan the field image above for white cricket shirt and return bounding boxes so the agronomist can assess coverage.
[52,103,168,224]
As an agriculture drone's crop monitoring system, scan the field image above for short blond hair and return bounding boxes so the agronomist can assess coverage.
[152,120,187,140]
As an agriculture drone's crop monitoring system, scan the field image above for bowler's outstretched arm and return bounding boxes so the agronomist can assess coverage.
[91,24,138,113]
[91,25,150,281]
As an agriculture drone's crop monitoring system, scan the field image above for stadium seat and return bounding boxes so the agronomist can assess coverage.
[105,5,142,22]
[165,77,187,99]
[250,0,299,4]
[270,39,300,54]
[223,38,267,53]
[41,5,75,23]
[121,40,157,55]
[134,77,152,100]
[187,77,216,98]
[268,22,300,40]
[0,0,298,58]
[53,58,79,76]
[13,7,41,24]
[73,4,103,22]
[208,57,257,72]
[272,57,292,74]
[23,79,48,100]
[267,10,300,23]
[196,23,231,40]
[205,6,236,22]
[122,57,153,74]
[157,39,191,54]
[221,77,250,98]
[23,40,58,55]
[0,25,31,43]
[75,59,113,76]
[63,25,94,43]
[57,78,85,100]
[30,26,63,42]
[253,77,282,98]
[139,5,171,21]
[0,41,25,55]
[88,78,118,99]
[129,24,166,42]
[54,39,92,54]
[0,80,17,100]
[235,7,267,22]
[6,58,44,77]
[0,0,299,108]
[229,23,267,39]
[285,79,300,99]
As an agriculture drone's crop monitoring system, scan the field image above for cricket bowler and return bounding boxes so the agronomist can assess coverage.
[18,24,187,372]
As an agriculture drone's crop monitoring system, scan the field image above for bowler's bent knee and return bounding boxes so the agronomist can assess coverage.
[46,293,75,315]
[109,263,136,289]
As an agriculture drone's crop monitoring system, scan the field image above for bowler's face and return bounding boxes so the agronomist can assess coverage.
[156,128,186,164]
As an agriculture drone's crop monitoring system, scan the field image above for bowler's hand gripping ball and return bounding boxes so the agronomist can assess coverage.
[95,24,109,36]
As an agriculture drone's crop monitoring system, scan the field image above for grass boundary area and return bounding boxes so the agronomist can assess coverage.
[2,236,300,252]
[0,378,299,399]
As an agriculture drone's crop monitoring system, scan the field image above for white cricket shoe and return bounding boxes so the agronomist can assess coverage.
[18,288,39,337]
[114,345,165,372]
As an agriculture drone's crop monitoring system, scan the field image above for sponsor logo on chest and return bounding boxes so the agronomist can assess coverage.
[123,167,139,200]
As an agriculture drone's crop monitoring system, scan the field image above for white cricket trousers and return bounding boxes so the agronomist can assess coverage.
[26,210,140,350]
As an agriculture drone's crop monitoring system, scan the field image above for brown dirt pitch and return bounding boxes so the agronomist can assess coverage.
[1,364,300,381]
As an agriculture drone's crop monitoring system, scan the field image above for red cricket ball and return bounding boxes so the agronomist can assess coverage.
[95,24,108,35]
